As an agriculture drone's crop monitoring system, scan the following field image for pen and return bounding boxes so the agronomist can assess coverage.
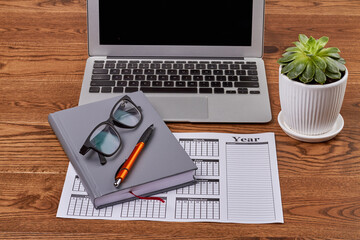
[114,124,155,187]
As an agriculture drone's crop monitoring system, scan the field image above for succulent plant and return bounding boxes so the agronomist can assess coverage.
[278,34,346,84]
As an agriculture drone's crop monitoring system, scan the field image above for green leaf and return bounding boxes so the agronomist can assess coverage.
[302,61,316,81]
[324,57,340,73]
[307,37,316,51]
[317,36,329,48]
[294,41,306,52]
[338,57,346,64]
[299,74,313,84]
[278,52,299,63]
[335,60,346,72]
[318,47,340,57]
[311,56,327,71]
[281,61,296,74]
[299,34,309,46]
[314,67,326,84]
[325,70,341,79]
[285,46,302,53]
[286,58,308,79]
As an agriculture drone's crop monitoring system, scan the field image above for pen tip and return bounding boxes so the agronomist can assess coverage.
[114,179,122,187]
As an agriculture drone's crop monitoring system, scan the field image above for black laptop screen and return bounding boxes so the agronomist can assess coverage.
[99,0,253,46]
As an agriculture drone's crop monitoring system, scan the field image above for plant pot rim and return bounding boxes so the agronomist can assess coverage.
[279,66,348,89]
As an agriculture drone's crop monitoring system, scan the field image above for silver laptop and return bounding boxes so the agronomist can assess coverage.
[79,0,271,123]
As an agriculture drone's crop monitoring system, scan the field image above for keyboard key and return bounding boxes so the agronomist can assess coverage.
[168,69,177,75]
[91,75,110,80]
[152,81,162,86]
[219,64,228,69]
[184,64,195,69]
[170,75,180,81]
[188,81,197,87]
[101,87,112,93]
[216,76,226,81]
[194,76,203,81]
[144,69,155,75]
[133,69,143,74]
[222,82,233,87]
[147,75,156,80]
[139,63,149,69]
[125,87,139,93]
[105,63,115,69]
[190,70,200,75]
[211,82,221,87]
[176,81,186,87]
[250,90,261,94]
[179,70,189,75]
[117,81,127,86]
[129,81,139,86]
[230,64,240,69]
[205,76,215,81]
[141,81,151,86]
[234,82,259,88]
[124,75,134,80]
[121,69,131,74]
[200,88,212,93]
[199,82,209,87]
[214,70,223,75]
[242,64,257,70]
[159,75,168,80]
[207,64,217,69]
[112,75,122,80]
[93,63,104,68]
[236,70,247,75]
[113,87,124,93]
[248,70,258,75]
[116,63,127,68]
[240,76,258,81]
[89,86,100,93]
[228,76,238,81]
[110,69,120,74]
[164,81,174,87]
[226,90,236,94]
[93,69,108,74]
[182,75,192,81]
[156,69,166,75]
[202,70,211,75]
[214,88,225,94]
[141,87,197,93]
[225,70,235,75]
[135,75,145,80]
[173,64,183,69]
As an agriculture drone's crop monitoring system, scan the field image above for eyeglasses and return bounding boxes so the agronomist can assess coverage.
[79,95,142,165]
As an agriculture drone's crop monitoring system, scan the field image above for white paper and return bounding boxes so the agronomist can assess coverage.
[57,132,283,223]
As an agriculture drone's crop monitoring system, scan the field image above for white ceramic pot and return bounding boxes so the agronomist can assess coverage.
[279,67,347,136]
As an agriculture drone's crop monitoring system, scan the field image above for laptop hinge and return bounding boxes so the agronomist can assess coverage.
[106,56,245,60]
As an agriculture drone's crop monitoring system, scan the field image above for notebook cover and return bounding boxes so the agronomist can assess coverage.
[48,91,197,208]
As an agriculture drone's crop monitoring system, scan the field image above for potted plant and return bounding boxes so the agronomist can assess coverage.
[277,34,347,142]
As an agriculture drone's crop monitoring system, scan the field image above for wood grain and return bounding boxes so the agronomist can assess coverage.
[0,0,359,239]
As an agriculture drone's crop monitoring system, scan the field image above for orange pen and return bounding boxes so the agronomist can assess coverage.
[114,124,154,187]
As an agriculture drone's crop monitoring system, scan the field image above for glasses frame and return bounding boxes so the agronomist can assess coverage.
[79,95,142,165]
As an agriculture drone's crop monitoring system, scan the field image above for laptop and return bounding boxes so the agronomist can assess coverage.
[79,0,272,123]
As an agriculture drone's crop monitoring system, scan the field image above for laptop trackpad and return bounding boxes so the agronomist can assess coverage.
[148,96,208,121]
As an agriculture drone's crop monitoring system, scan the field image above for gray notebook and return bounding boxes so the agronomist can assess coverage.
[49,91,197,209]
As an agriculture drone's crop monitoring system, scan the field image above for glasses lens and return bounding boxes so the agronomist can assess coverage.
[89,124,120,155]
[112,99,141,127]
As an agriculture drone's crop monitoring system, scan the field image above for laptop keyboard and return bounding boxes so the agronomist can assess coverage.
[89,60,260,94]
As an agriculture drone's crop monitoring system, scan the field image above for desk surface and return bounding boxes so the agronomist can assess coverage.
[0,0,359,239]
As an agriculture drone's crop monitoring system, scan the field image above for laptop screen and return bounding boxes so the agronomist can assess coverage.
[99,0,253,46]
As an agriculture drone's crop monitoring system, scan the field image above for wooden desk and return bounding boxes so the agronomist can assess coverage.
[1,0,359,239]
